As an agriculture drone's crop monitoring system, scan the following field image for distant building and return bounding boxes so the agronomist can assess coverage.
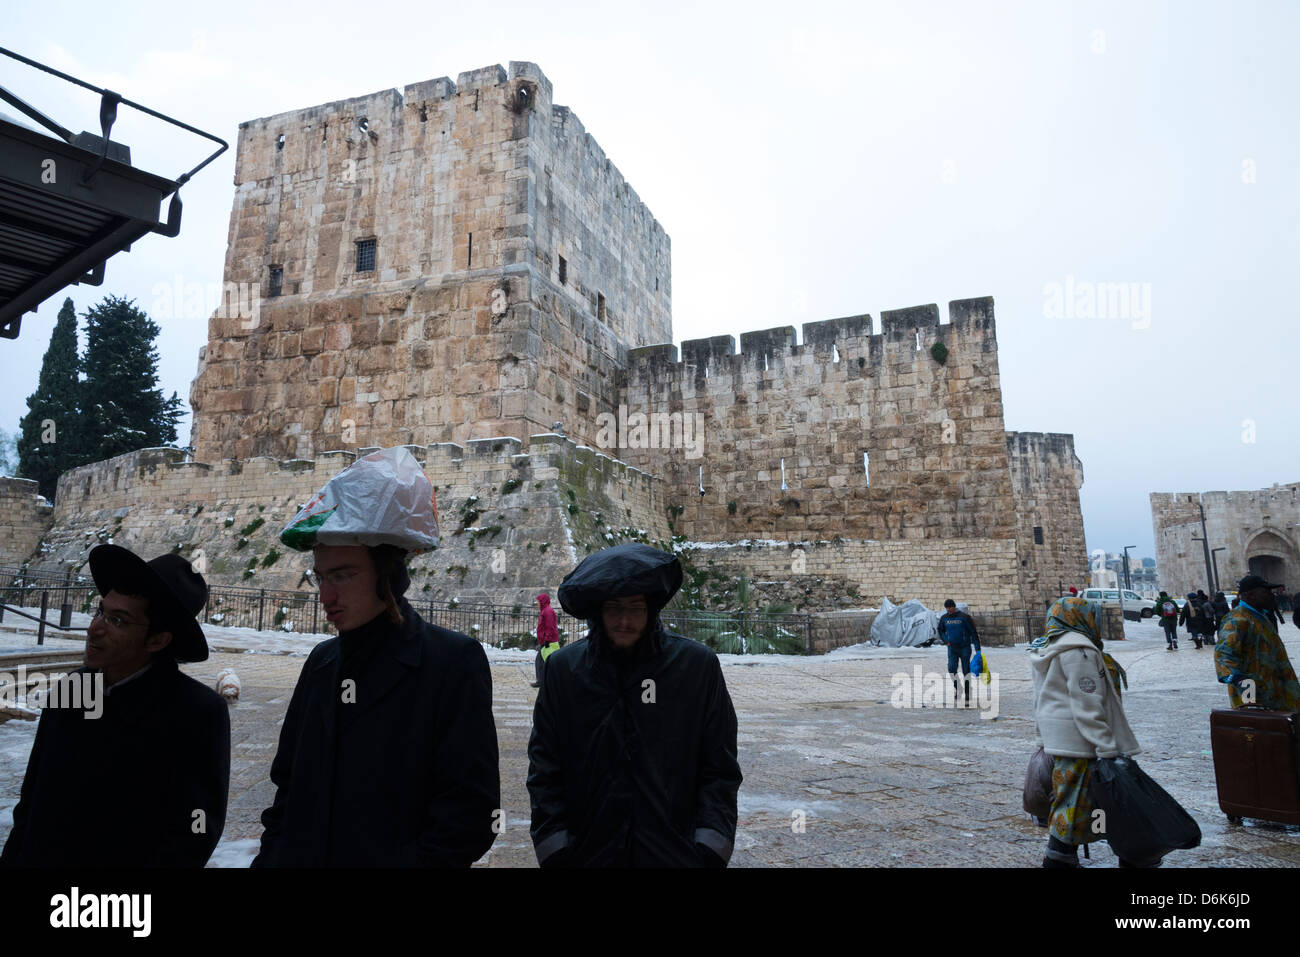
[1151,484,1300,596]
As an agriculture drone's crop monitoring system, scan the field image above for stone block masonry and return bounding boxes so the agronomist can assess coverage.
[190,62,669,465]
[617,298,1016,546]
[21,438,676,610]
[1151,484,1300,597]
[0,477,53,570]
[1007,431,1088,609]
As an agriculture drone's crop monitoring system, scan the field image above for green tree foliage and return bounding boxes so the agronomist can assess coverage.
[80,296,184,463]
[17,298,82,499]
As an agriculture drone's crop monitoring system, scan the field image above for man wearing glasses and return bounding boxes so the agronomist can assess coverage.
[1,545,230,867]
[253,449,500,867]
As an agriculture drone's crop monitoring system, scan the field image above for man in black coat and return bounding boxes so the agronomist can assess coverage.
[252,543,500,867]
[527,544,742,867]
[1,545,230,868]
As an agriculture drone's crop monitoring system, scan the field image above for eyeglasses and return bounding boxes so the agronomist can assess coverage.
[92,603,147,631]
[305,568,361,588]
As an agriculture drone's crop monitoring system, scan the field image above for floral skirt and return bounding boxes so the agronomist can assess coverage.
[1050,757,1104,846]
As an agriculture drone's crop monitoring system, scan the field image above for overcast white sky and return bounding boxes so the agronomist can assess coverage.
[3,0,1297,558]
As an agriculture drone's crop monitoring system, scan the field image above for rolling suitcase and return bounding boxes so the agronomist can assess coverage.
[1209,707,1300,825]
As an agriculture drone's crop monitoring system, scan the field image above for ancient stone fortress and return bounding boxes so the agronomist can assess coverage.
[4,61,1089,615]
[1151,483,1299,596]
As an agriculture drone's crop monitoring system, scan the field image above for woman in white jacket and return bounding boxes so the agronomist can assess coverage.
[1029,596,1137,867]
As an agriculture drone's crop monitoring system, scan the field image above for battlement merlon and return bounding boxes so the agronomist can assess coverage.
[624,297,999,377]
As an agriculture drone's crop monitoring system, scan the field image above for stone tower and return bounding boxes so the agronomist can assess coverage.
[190,62,670,461]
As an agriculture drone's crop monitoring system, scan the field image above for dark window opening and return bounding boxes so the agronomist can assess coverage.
[655,276,659,291]
[356,239,376,273]
[322,122,327,143]
[419,105,428,122]
[598,292,606,321]
[558,256,567,285]
[268,266,283,298]
[1033,526,1044,545]
[276,133,285,151]
[467,233,473,269]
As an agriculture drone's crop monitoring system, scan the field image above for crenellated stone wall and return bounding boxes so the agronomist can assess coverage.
[615,298,1017,546]
[1151,484,1300,597]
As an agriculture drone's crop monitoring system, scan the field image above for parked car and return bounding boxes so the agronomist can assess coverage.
[1081,588,1157,621]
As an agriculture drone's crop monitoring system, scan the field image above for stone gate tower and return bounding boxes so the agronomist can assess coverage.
[190,62,669,461]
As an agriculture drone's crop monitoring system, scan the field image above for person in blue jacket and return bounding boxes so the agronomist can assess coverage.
[938,598,982,707]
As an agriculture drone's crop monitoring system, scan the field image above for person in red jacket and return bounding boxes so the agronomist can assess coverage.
[532,593,560,688]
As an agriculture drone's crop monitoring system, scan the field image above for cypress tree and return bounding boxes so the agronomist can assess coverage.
[17,297,81,500]
[80,296,184,463]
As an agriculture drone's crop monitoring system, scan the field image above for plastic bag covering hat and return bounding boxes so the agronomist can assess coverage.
[557,543,683,619]
[280,446,440,552]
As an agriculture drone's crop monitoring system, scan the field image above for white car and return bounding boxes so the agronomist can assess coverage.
[1081,588,1157,620]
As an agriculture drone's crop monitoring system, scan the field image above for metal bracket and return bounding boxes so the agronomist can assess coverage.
[79,89,122,186]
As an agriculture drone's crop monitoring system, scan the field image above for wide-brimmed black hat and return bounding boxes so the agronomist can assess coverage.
[1238,574,1284,593]
[88,545,209,662]
[557,543,682,620]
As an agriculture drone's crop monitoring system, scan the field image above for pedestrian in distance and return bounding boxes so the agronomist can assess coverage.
[1029,596,1139,868]
[938,598,982,707]
[254,448,500,867]
[1215,575,1299,711]
[527,543,742,867]
[1,545,230,868]
[532,592,560,688]
[1155,591,1180,650]
[1178,592,1211,649]
[1212,591,1231,632]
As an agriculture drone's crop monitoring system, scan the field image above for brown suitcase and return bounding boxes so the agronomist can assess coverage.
[1209,707,1300,825]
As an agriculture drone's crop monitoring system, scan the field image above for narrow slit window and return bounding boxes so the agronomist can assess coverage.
[268,266,283,298]
[1034,526,1044,545]
[598,293,606,321]
[355,238,376,272]
[276,133,285,151]
[763,353,769,371]
[467,233,473,269]
[915,330,921,351]
[832,344,840,363]
[863,452,870,486]
[558,256,567,285]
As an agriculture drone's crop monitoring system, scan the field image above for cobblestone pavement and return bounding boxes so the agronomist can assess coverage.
[3,616,1300,867]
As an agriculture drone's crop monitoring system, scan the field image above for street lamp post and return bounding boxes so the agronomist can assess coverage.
[1122,545,1136,592]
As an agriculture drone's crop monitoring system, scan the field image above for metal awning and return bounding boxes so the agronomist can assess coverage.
[0,47,227,341]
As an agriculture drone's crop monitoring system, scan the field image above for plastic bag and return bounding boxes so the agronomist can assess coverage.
[1088,757,1201,866]
[971,650,984,676]
[979,652,991,684]
[1022,746,1054,819]
[280,446,440,552]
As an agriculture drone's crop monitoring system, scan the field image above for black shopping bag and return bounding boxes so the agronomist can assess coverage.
[1088,757,1201,865]
[1022,747,1053,819]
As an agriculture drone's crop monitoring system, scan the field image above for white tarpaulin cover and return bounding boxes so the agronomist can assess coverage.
[869,597,941,647]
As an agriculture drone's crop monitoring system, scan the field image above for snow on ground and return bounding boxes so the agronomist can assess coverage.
[207,838,259,869]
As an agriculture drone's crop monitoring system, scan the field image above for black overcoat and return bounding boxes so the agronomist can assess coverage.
[527,623,742,867]
[0,656,230,867]
[252,600,500,867]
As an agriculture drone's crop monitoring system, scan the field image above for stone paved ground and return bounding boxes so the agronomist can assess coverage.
[3,615,1300,867]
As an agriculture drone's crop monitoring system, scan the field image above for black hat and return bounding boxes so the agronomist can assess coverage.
[89,545,209,662]
[557,544,683,620]
[1238,574,1283,593]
